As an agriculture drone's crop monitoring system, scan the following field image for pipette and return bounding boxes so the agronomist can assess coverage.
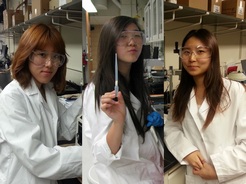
[114,53,119,101]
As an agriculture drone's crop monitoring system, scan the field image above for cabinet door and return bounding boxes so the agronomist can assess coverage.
[164,172,169,184]
[151,0,158,41]
[145,0,164,42]
[168,165,186,184]
[158,0,164,41]
[144,2,151,42]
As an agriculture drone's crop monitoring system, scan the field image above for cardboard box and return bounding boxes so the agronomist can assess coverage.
[3,10,14,30]
[177,0,208,11]
[49,0,59,10]
[222,0,245,19]
[12,10,24,26]
[32,0,50,18]
[208,0,222,13]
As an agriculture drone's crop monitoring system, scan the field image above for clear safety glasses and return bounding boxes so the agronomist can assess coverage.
[179,45,211,61]
[117,31,145,46]
[29,50,66,68]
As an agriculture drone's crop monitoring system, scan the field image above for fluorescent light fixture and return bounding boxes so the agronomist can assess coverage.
[82,0,97,13]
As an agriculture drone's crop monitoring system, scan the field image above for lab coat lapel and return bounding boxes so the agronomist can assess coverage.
[24,79,45,120]
[187,89,209,130]
[188,89,197,118]
[27,79,58,129]
[45,83,58,120]
[122,93,141,159]
[198,98,209,123]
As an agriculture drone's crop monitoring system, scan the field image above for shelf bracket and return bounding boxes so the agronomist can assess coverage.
[165,13,208,31]
[164,6,183,24]
[51,17,82,30]
[58,7,82,23]
[8,30,22,36]
[213,22,239,35]
[17,23,30,32]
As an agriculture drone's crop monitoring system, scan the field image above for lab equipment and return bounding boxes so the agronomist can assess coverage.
[114,53,119,101]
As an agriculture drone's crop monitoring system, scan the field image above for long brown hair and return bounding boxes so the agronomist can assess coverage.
[172,29,230,128]
[92,16,150,140]
[11,23,68,93]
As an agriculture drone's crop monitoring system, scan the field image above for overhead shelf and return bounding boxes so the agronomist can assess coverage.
[164,1,246,32]
[1,0,82,36]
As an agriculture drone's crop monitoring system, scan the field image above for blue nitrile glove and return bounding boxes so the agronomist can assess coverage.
[147,111,164,127]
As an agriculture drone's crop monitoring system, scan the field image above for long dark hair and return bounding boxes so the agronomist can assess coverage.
[92,16,150,140]
[11,23,68,93]
[172,29,230,128]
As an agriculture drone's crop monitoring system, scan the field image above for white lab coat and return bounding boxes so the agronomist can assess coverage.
[82,83,164,184]
[0,79,82,184]
[164,78,246,184]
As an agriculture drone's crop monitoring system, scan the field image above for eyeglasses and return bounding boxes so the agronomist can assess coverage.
[179,46,211,60]
[117,31,145,46]
[29,50,66,68]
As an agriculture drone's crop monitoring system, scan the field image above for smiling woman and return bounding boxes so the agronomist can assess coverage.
[164,28,246,184]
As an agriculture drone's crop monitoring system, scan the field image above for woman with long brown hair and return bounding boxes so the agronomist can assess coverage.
[82,16,164,183]
[164,29,246,183]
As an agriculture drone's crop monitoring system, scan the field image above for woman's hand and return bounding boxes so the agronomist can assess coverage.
[101,90,126,124]
[101,90,126,154]
[193,162,218,180]
[184,150,205,170]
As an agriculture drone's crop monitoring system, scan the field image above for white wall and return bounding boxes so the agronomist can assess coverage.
[61,26,83,85]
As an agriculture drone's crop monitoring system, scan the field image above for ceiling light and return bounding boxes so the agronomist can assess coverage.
[82,0,97,13]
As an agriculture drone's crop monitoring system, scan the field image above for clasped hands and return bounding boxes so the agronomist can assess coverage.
[184,150,218,180]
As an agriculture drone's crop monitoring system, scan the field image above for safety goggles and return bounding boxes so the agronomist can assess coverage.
[179,46,211,61]
[29,50,66,67]
[117,31,145,46]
